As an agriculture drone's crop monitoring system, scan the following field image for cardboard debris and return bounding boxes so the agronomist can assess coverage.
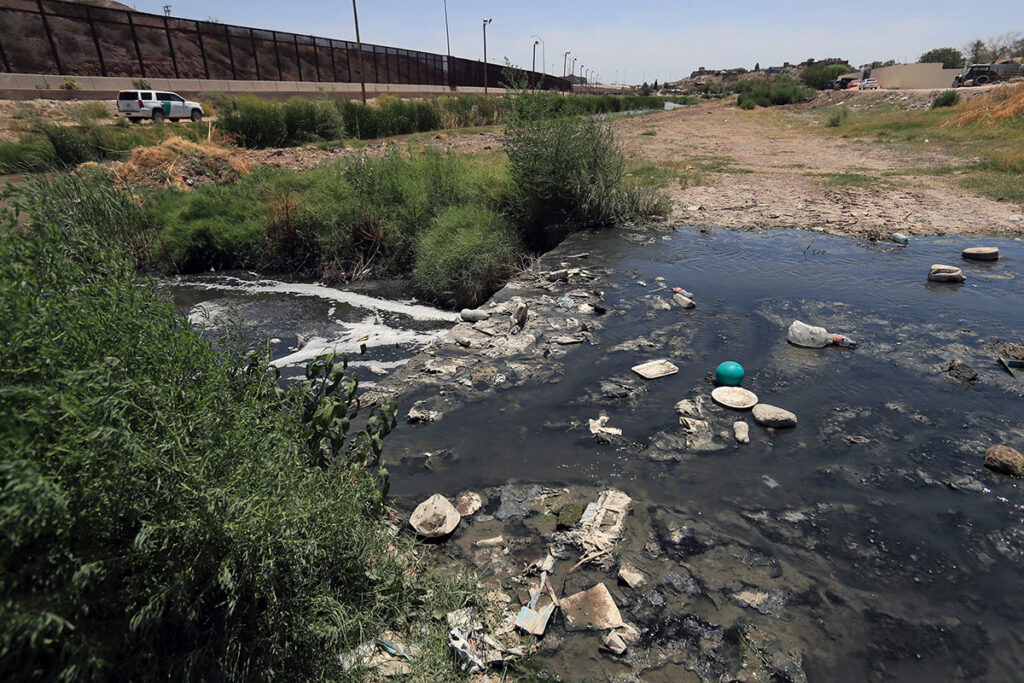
[588,414,623,441]
[571,490,632,556]
[560,583,624,631]
[514,571,555,636]
[447,607,523,673]
[602,631,628,655]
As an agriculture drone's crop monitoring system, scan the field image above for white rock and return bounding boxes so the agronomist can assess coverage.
[733,421,750,443]
[618,564,648,588]
[752,404,797,428]
[409,494,461,538]
[455,491,484,516]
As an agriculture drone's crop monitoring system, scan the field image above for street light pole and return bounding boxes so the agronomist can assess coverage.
[442,0,453,90]
[531,35,544,77]
[352,0,366,104]
[563,51,570,77]
[532,39,539,75]
[482,18,492,95]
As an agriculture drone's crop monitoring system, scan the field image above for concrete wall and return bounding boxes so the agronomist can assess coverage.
[870,63,961,90]
[0,73,496,101]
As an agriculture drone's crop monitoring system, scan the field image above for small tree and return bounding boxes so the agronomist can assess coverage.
[920,47,965,69]
[800,62,854,89]
[964,39,987,64]
[754,62,760,71]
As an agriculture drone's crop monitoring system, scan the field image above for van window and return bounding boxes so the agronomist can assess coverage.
[140,92,153,101]
[117,91,137,100]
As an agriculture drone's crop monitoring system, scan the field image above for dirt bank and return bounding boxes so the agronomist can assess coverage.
[615,95,1023,238]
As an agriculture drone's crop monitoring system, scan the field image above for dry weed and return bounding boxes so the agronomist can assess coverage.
[944,82,1024,127]
[107,135,250,190]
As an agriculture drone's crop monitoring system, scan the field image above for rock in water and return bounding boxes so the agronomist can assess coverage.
[733,421,750,443]
[985,446,1024,477]
[752,404,797,428]
[942,359,978,383]
[617,564,647,588]
[455,491,484,516]
[962,246,999,261]
[410,494,461,537]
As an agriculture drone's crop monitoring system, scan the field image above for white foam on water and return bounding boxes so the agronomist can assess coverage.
[270,316,445,368]
[187,300,231,328]
[187,276,458,322]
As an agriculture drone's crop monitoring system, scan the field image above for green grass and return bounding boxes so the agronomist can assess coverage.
[0,174,483,681]
[808,172,904,189]
[813,100,1024,203]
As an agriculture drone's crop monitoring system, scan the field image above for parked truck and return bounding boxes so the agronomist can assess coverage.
[953,61,1023,87]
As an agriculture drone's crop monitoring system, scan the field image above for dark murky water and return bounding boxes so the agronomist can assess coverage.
[168,227,1024,681]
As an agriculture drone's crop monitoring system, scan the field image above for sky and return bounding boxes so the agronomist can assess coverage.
[129,1,1024,84]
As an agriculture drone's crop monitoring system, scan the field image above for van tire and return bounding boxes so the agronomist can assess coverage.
[190,109,203,122]
[152,109,165,123]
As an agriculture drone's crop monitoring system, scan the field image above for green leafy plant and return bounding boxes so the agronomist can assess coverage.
[932,90,960,108]
[132,77,151,89]
[825,107,849,127]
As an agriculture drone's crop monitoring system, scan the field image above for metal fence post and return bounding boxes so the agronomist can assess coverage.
[329,39,337,82]
[293,34,302,81]
[272,31,282,80]
[223,24,236,79]
[126,12,145,78]
[313,38,320,81]
[250,28,260,80]
[36,0,63,74]
[195,21,210,79]
[164,15,179,78]
[85,5,107,77]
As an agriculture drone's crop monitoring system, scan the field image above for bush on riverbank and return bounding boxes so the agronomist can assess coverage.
[414,204,524,308]
[0,176,478,680]
[0,118,208,173]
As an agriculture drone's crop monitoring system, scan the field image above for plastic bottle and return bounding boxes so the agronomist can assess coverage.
[787,320,857,348]
[460,309,490,322]
[890,232,910,245]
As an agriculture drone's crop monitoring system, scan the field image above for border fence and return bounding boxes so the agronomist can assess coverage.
[0,0,570,91]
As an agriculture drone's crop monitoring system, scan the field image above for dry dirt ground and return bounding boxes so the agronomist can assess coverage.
[614,96,1024,238]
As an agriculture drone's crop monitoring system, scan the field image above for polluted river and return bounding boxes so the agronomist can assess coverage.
[168,225,1024,681]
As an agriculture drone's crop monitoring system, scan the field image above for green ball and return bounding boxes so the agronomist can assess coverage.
[715,361,744,386]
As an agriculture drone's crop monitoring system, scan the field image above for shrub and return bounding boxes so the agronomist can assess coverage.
[800,63,854,89]
[505,114,641,245]
[34,122,95,166]
[735,76,813,108]
[154,177,267,270]
[825,107,849,127]
[0,135,55,172]
[68,100,111,125]
[0,176,475,680]
[413,203,523,308]
[282,97,343,143]
[932,90,960,108]
[218,95,288,148]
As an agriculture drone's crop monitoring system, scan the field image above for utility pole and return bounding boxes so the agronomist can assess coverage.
[352,0,366,103]
[443,0,452,90]
[563,51,570,77]
[482,18,492,95]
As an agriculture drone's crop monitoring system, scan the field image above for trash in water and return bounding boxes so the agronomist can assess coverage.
[672,286,694,299]
[762,475,780,489]
[589,414,623,441]
[557,296,575,309]
[715,360,745,386]
[752,403,798,428]
[787,320,857,348]
[711,386,758,410]
[460,308,490,322]
[890,232,909,245]
[569,490,632,556]
[997,357,1024,377]
[514,570,555,636]
[601,631,628,655]
[617,564,648,588]
[409,494,461,538]
[560,583,624,631]
[672,292,696,309]
[962,246,999,261]
[546,269,569,282]
[632,359,679,379]
[734,420,750,444]
[928,264,966,283]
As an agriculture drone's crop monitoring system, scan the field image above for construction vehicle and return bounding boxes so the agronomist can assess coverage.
[953,60,1023,87]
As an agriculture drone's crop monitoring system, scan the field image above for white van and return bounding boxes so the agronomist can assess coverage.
[116,90,204,123]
